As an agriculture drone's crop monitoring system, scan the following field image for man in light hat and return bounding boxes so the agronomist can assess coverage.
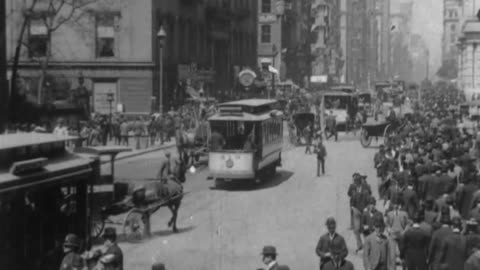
[260,246,290,270]
[100,227,123,270]
[60,233,84,270]
[316,217,348,270]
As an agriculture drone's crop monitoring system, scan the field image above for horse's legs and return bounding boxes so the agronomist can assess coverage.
[167,204,174,228]
[170,199,181,233]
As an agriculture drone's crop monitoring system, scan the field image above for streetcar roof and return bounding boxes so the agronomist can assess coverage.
[0,133,77,151]
[219,99,277,107]
[209,111,282,121]
[74,146,132,156]
[322,91,355,97]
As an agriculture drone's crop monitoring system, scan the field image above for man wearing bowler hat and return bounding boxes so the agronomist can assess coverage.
[260,246,290,270]
[100,227,123,270]
[60,233,85,270]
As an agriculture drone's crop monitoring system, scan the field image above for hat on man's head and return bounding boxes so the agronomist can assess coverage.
[63,233,80,248]
[152,262,166,270]
[261,246,277,256]
[451,216,462,228]
[325,217,336,226]
[352,173,361,179]
[373,216,385,228]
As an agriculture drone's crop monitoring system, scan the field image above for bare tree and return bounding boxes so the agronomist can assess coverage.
[10,0,39,110]
[32,0,95,104]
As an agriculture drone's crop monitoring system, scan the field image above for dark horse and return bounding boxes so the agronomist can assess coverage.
[154,153,190,233]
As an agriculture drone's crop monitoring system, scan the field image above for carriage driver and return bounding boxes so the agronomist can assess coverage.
[157,152,175,182]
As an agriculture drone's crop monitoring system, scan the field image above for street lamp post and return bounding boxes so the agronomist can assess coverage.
[270,44,278,99]
[157,26,167,113]
[106,91,114,141]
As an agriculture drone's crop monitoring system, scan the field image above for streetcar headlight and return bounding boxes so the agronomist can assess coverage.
[189,166,196,174]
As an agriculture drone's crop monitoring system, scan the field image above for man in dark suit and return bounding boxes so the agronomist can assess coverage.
[100,227,123,270]
[423,199,437,226]
[401,212,430,270]
[456,176,479,219]
[428,214,452,270]
[348,173,372,252]
[425,170,445,201]
[439,217,467,270]
[362,197,383,237]
[322,247,354,270]
[260,246,290,270]
[402,180,419,219]
[316,217,348,270]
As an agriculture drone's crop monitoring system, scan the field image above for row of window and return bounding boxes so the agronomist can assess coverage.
[28,14,117,58]
[445,9,458,19]
[261,24,271,43]
[262,118,282,144]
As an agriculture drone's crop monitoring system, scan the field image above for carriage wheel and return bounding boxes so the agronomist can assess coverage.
[90,211,105,238]
[360,128,372,147]
[123,208,147,243]
[383,124,393,145]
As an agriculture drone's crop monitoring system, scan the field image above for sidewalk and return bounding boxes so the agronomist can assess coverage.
[97,138,177,163]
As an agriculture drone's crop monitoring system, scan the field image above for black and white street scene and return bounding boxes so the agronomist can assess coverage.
[4,0,480,270]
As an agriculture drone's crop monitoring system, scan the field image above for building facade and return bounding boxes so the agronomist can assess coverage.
[7,0,258,114]
[309,0,344,84]
[443,0,461,62]
[458,19,480,100]
[281,0,312,87]
[344,0,377,89]
[257,0,283,90]
[153,0,258,105]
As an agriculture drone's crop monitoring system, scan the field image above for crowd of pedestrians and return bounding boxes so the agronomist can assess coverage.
[346,84,480,270]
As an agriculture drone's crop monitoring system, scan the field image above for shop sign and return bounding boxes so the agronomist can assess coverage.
[259,14,277,23]
[93,82,117,114]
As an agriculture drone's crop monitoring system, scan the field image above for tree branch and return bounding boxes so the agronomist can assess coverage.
[50,0,94,31]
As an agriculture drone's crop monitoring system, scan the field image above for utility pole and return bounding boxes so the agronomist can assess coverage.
[0,0,7,132]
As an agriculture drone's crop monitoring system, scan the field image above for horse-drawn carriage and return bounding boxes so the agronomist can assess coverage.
[359,119,398,147]
[292,112,315,145]
[321,89,359,132]
[75,146,188,243]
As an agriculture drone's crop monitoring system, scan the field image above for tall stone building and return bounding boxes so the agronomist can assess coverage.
[439,0,461,79]
[7,0,258,115]
[310,0,344,84]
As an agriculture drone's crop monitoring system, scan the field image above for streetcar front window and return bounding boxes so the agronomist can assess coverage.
[324,96,348,110]
[210,121,258,151]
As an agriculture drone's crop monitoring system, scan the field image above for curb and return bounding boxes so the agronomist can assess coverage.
[101,143,176,164]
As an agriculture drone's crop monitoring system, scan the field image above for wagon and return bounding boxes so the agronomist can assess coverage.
[95,182,187,242]
[292,112,315,145]
[75,146,187,242]
[359,119,396,147]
